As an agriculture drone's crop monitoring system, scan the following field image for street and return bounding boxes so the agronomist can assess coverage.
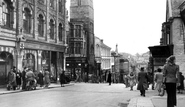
[0,83,156,107]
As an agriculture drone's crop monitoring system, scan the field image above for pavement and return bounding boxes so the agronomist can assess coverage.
[0,83,185,107]
[127,86,185,107]
[0,83,74,95]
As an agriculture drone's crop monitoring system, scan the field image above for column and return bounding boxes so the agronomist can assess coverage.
[37,50,42,71]
[46,0,50,42]
[56,0,59,43]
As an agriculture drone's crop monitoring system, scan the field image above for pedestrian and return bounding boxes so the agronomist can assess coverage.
[7,68,17,90]
[107,71,112,85]
[162,55,180,107]
[44,70,50,88]
[22,67,28,90]
[137,67,148,97]
[37,70,44,87]
[124,75,129,88]
[154,68,163,96]
[16,69,22,90]
[177,72,184,94]
[60,70,66,87]
[128,71,136,91]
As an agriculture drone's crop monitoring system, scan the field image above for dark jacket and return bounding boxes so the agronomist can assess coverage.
[38,72,44,85]
[16,72,22,85]
[60,73,66,84]
[137,71,148,90]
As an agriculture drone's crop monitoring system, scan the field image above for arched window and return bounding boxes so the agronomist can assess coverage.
[50,0,54,8]
[49,19,55,39]
[23,7,32,34]
[58,23,63,41]
[2,0,14,28]
[59,0,62,13]
[38,14,45,37]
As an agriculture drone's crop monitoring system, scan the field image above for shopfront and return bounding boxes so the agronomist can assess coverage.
[0,47,14,85]
[23,41,66,83]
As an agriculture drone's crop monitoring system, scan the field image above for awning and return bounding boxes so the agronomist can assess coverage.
[148,45,173,58]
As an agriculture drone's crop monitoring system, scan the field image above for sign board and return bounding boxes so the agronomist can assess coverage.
[153,57,167,66]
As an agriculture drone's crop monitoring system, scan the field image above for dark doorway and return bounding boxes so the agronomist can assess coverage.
[51,51,57,82]
[0,52,13,85]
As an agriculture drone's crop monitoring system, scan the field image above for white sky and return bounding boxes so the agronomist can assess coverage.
[66,0,166,55]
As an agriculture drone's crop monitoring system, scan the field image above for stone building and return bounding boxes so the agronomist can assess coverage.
[149,0,185,75]
[66,0,95,81]
[0,0,67,85]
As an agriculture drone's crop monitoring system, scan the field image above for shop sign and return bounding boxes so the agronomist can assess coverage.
[153,58,166,66]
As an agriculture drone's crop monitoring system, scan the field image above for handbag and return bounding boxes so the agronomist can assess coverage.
[143,83,148,90]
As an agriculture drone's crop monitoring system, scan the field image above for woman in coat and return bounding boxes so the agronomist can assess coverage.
[16,70,22,90]
[137,67,148,97]
[154,68,163,95]
[38,70,44,87]
[107,71,112,85]
[7,68,17,90]
[44,70,50,88]
[163,55,180,107]
[60,71,66,87]
[128,71,136,91]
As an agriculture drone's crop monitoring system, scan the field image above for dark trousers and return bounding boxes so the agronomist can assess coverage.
[140,90,145,96]
[109,82,111,85]
[165,83,177,107]
[22,80,26,90]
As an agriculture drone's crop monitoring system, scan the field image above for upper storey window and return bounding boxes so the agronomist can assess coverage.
[2,0,14,29]
[59,0,63,13]
[23,7,32,34]
[75,25,81,37]
[58,23,63,41]
[78,0,81,6]
[49,19,55,40]
[38,14,45,37]
[50,0,54,9]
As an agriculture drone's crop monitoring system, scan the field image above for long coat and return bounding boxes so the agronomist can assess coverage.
[137,71,148,90]
[154,72,163,90]
[8,71,16,86]
[128,73,136,87]
[38,72,44,85]
[16,72,22,85]
[107,73,112,83]
[44,71,50,84]
[60,73,66,84]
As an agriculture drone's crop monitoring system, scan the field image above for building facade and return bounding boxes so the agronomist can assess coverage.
[149,0,185,75]
[0,0,67,85]
[94,37,111,82]
[66,0,95,81]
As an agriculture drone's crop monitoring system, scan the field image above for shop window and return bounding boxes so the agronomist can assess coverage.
[23,7,32,34]
[75,42,81,54]
[41,51,50,71]
[38,14,45,37]
[22,53,35,70]
[49,19,55,39]
[69,42,74,54]
[75,25,81,37]
[2,0,14,29]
